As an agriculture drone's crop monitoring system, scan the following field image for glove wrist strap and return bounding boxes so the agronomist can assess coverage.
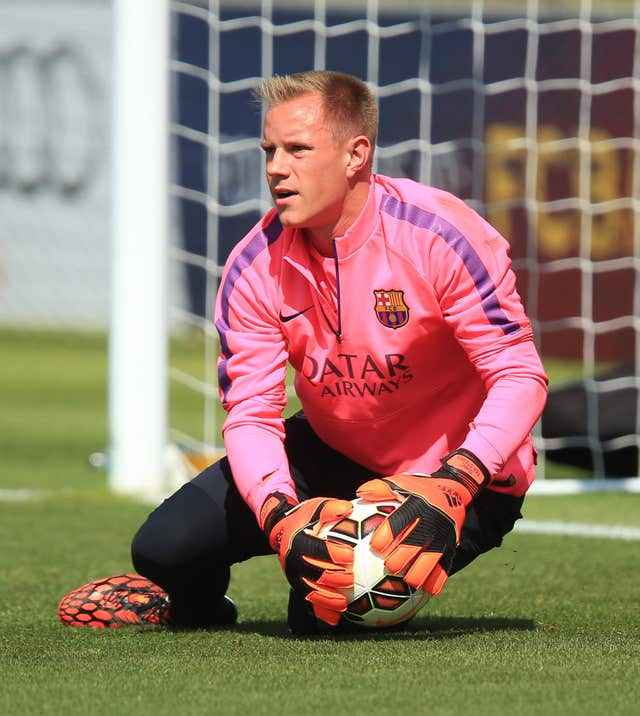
[259,492,297,537]
[434,449,491,500]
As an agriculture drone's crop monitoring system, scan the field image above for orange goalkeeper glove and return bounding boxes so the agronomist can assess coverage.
[356,450,490,596]
[260,493,354,626]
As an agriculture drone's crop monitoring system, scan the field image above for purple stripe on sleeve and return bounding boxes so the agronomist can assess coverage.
[381,194,520,335]
[216,215,283,399]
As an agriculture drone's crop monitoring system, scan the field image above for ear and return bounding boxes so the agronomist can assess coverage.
[346,135,372,177]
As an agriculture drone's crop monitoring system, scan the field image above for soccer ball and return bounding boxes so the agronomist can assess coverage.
[317,497,430,629]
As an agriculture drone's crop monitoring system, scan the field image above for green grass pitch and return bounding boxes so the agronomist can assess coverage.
[1,328,639,715]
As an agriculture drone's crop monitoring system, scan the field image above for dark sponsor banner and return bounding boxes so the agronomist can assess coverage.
[481,26,636,363]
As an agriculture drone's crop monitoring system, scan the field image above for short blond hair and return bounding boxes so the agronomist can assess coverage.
[254,70,378,154]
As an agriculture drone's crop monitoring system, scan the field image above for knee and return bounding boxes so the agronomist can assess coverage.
[131,482,228,584]
[132,515,210,593]
[131,516,179,582]
[130,506,198,581]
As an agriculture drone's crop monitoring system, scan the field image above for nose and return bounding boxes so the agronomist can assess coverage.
[266,148,288,178]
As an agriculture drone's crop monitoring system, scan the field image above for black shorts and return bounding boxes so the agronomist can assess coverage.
[131,412,524,598]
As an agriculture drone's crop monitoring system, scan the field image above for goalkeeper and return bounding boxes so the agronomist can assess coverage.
[130,70,548,634]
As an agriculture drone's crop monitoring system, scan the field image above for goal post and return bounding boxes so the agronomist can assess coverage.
[109,0,170,496]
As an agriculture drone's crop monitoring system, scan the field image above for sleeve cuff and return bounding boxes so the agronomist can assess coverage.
[459,428,504,479]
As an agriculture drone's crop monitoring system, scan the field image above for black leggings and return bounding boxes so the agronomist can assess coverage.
[131,413,524,622]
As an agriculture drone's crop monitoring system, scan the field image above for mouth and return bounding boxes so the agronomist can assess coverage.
[273,187,297,204]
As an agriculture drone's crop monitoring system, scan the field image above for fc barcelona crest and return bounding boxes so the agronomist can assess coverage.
[373,289,409,329]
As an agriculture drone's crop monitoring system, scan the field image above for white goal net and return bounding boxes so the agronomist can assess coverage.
[164,0,640,492]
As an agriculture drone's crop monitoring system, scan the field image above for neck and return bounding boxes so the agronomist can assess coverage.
[303,174,371,257]
[305,233,334,257]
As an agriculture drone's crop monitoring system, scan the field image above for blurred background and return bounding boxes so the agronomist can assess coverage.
[0,0,638,497]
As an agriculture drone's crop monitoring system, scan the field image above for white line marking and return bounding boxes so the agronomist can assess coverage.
[0,488,51,502]
[515,519,640,541]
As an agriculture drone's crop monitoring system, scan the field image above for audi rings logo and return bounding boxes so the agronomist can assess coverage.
[0,43,104,196]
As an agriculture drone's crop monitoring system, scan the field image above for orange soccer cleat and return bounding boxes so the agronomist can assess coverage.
[57,573,170,628]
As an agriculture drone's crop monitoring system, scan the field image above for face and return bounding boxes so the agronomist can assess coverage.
[260,93,360,245]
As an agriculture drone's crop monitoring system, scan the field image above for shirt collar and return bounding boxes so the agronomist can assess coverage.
[332,173,380,258]
[286,174,381,265]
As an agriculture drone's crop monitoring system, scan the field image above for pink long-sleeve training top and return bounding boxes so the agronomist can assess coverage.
[215,174,549,520]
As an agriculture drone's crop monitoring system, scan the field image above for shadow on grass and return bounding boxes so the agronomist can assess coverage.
[58,615,536,643]
[232,615,537,641]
